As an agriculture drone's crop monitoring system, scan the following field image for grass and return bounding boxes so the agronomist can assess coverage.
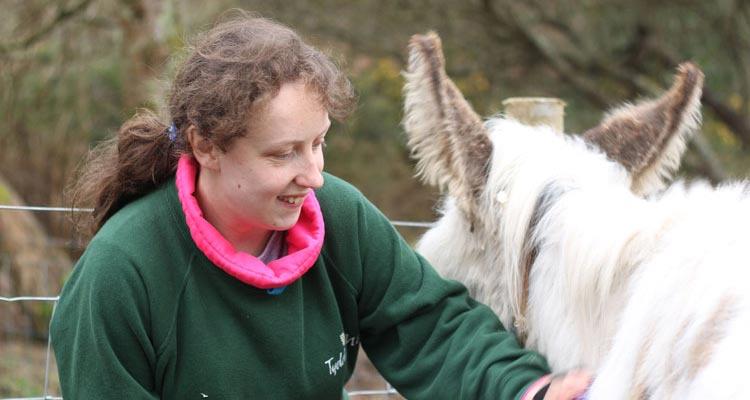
[0,338,60,398]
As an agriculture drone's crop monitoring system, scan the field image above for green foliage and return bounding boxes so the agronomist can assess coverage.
[344,57,404,142]
[0,184,10,204]
[0,339,59,397]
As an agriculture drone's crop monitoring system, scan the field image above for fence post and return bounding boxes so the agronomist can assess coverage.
[502,97,566,133]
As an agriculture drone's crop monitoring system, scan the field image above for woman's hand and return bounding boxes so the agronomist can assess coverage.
[522,370,593,400]
[543,370,592,400]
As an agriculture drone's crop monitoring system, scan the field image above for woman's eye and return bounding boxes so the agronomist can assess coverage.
[314,139,327,150]
[273,151,295,160]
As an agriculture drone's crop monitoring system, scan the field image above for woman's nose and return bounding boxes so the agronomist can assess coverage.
[295,151,324,189]
[297,167,324,189]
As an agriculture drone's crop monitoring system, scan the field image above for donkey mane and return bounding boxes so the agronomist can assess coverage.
[462,119,641,347]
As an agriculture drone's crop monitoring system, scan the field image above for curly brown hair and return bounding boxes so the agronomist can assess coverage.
[71,12,356,237]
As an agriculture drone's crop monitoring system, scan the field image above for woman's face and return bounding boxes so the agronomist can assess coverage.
[206,81,330,233]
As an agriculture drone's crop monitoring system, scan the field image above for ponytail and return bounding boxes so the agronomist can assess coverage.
[70,110,182,238]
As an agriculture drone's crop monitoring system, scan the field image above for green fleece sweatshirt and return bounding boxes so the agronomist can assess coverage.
[50,173,549,399]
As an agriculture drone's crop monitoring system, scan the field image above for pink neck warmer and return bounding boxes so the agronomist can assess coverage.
[175,155,325,289]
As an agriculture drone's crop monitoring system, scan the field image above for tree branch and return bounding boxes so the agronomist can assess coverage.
[481,0,611,108]
[481,0,728,180]
[642,38,750,149]
[0,0,93,56]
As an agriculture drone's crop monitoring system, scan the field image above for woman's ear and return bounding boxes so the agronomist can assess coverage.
[187,125,221,171]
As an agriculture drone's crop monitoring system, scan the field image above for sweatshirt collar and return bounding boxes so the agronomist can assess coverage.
[175,155,325,289]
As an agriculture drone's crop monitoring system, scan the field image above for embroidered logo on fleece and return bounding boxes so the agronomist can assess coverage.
[323,331,359,376]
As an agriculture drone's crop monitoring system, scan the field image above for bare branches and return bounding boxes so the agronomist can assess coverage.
[480,0,731,181]
[640,38,750,151]
[0,0,93,57]
[481,0,611,108]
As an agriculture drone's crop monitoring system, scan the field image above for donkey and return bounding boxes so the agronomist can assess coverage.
[404,32,750,399]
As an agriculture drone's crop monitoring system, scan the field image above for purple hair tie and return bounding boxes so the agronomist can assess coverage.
[167,123,178,142]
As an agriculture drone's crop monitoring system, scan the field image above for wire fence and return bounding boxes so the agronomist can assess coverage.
[0,204,434,400]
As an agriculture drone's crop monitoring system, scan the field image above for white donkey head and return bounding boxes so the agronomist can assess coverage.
[403,32,703,344]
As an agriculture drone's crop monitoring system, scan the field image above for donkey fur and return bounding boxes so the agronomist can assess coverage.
[404,32,750,399]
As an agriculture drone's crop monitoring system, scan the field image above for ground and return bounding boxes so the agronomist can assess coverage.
[0,339,59,397]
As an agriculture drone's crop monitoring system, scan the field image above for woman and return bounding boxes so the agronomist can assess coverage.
[50,13,589,399]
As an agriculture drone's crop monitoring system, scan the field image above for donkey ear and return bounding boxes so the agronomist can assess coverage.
[403,32,492,228]
[583,62,704,196]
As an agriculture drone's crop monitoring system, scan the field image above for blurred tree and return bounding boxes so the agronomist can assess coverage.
[3,0,750,242]
[0,0,179,240]
[474,0,750,181]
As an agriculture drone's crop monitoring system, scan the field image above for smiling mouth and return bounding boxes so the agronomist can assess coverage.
[277,195,306,205]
